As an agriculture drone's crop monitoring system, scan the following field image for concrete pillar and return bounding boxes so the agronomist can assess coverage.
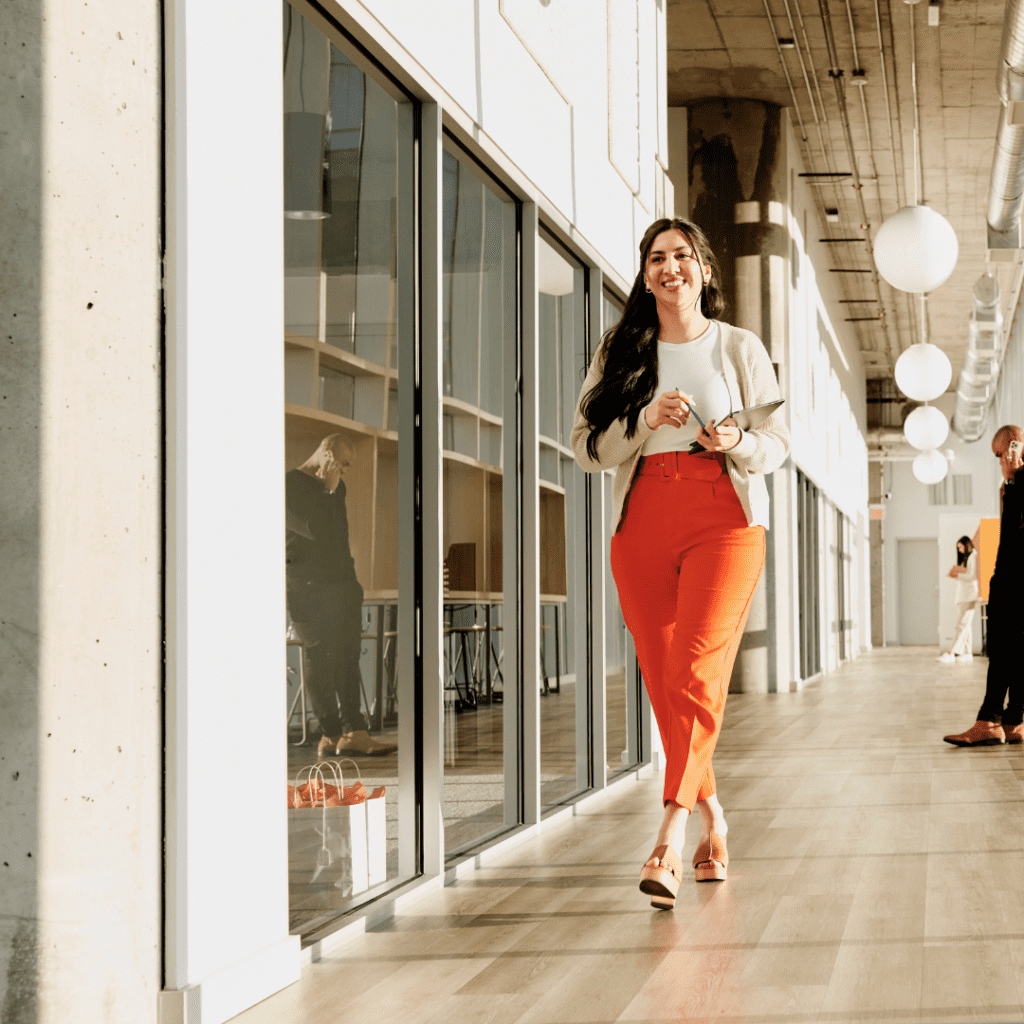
[0,1,162,1020]
[687,98,789,693]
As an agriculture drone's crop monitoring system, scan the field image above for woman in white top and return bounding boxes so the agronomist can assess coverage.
[572,218,790,909]
[938,535,980,663]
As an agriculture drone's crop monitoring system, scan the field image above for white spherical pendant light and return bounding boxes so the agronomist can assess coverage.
[912,448,949,484]
[873,205,958,293]
[903,405,949,450]
[894,343,952,402]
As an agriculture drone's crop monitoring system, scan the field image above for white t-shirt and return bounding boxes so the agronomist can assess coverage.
[641,320,732,455]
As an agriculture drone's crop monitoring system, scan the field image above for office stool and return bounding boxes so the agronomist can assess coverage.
[286,636,315,745]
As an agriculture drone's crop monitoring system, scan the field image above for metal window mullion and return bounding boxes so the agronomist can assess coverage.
[518,204,540,825]
[588,277,607,791]
[419,101,445,877]
[572,269,591,793]
[396,99,419,877]
[501,198,522,830]
[625,630,641,767]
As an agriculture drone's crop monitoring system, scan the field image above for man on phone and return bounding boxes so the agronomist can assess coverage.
[944,424,1024,746]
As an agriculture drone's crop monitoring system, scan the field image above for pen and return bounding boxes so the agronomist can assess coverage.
[684,400,707,432]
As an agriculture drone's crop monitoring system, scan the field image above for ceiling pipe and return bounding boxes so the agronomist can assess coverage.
[987,0,1024,239]
[815,0,899,372]
[866,428,957,465]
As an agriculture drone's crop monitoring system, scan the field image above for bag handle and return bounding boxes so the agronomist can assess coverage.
[293,760,347,807]
[320,757,362,787]
[315,759,344,794]
[293,763,333,876]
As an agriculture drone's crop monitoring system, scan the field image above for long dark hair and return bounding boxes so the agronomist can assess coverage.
[956,535,973,566]
[580,218,725,461]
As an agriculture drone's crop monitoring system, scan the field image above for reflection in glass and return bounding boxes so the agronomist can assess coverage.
[441,145,517,857]
[600,291,636,777]
[283,2,412,938]
[538,235,588,810]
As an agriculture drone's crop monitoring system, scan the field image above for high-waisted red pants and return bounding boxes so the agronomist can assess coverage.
[610,451,765,811]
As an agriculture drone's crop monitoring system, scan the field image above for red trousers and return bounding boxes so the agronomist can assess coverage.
[610,451,765,811]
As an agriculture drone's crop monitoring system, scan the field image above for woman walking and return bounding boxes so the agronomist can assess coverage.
[572,218,789,910]
[937,534,980,664]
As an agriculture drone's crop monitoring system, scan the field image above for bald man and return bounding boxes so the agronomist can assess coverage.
[287,435,396,757]
[944,424,1024,747]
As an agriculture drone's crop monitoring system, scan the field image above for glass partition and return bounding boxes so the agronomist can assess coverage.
[283,2,415,938]
[441,142,519,857]
[538,232,589,810]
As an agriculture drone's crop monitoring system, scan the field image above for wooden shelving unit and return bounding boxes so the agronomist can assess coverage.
[284,334,569,610]
[285,326,398,601]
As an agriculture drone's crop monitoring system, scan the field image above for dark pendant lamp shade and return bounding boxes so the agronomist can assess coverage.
[284,112,331,220]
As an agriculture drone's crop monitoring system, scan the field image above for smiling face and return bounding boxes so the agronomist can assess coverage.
[644,228,712,315]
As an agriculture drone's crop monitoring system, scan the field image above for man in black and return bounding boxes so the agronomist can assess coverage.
[944,424,1024,746]
[287,434,396,757]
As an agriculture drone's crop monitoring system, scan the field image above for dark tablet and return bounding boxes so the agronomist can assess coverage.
[729,399,785,432]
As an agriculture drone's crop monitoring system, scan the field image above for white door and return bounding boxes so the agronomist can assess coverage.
[898,538,939,645]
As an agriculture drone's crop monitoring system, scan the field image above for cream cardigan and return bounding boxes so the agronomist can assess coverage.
[571,321,791,530]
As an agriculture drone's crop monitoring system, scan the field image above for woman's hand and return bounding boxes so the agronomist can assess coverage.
[696,416,742,452]
[644,389,694,430]
[947,565,963,579]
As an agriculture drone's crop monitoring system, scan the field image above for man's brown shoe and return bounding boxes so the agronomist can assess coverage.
[324,729,397,757]
[943,720,1006,746]
[1005,723,1024,745]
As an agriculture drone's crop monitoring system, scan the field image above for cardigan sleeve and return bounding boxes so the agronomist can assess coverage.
[959,549,978,584]
[571,342,655,473]
[722,331,790,475]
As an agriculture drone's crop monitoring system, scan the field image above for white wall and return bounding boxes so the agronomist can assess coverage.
[783,118,871,684]
[882,392,1002,647]
[338,0,669,284]
[160,1,300,1022]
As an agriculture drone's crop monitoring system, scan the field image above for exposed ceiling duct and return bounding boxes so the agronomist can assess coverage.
[953,274,1002,442]
[951,0,1024,442]
[988,0,1024,244]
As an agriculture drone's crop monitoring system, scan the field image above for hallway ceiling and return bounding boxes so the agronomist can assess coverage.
[667,0,1015,389]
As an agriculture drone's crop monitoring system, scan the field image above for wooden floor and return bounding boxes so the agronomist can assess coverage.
[242,647,1024,1024]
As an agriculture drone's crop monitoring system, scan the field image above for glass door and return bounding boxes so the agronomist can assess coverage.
[599,290,641,778]
[283,2,418,939]
[797,469,822,679]
[537,231,589,810]
[440,141,519,857]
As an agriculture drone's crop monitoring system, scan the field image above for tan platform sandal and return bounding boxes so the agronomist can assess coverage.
[639,845,683,910]
[693,832,728,882]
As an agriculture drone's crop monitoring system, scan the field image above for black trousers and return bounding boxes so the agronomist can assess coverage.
[977,598,1024,728]
[290,583,367,737]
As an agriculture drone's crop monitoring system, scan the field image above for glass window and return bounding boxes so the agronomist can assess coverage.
[600,290,639,778]
[797,469,822,679]
[441,143,518,857]
[538,232,589,811]
[283,2,415,939]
